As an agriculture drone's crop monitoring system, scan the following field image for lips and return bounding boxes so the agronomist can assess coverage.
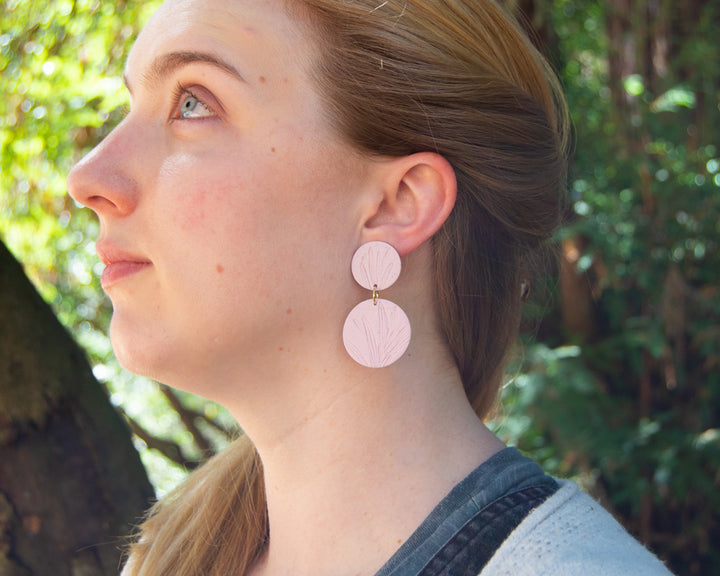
[96,242,152,289]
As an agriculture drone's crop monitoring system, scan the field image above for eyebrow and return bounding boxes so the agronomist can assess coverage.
[123,50,246,93]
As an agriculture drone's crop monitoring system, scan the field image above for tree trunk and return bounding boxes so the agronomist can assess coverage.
[0,240,153,575]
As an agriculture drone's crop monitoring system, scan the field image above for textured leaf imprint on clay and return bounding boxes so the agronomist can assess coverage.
[351,241,402,291]
[342,299,411,368]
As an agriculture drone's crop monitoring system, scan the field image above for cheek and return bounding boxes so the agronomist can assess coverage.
[156,152,256,234]
[154,154,276,301]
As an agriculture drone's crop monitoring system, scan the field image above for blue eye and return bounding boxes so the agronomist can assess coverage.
[178,92,214,119]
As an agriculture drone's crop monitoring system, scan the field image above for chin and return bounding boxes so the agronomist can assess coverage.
[109,318,216,399]
[109,315,171,380]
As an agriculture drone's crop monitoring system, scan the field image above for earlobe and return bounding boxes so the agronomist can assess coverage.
[362,152,457,256]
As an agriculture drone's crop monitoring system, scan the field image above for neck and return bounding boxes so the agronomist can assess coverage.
[235,349,504,576]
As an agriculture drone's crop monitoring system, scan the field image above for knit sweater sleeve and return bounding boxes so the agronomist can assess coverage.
[479,480,675,576]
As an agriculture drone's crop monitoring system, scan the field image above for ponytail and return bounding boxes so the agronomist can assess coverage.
[122,435,267,576]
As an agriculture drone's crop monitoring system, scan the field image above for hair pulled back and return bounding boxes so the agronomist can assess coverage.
[297,0,568,415]
[122,2,568,574]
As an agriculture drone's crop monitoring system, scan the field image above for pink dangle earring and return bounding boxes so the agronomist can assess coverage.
[343,241,411,368]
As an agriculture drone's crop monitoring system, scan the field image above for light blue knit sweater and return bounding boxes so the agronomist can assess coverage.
[481,481,675,576]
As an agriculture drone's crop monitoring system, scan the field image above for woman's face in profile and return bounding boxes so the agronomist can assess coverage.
[67,0,373,390]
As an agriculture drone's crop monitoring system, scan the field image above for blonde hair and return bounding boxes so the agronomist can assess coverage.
[122,1,569,574]
[122,435,267,575]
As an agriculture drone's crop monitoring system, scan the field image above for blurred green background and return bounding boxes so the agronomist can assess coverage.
[1,1,718,575]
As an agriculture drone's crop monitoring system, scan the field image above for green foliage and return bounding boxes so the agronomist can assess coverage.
[1,0,151,320]
[491,1,720,574]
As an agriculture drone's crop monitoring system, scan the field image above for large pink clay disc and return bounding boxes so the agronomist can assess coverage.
[343,299,411,368]
[351,241,402,291]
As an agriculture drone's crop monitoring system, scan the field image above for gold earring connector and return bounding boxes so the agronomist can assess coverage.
[372,284,379,305]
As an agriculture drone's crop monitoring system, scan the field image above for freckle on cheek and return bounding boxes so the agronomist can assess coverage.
[216,264,224,273]
[271,147,276,153]
[286,308,292,315]
[259,76,266,83]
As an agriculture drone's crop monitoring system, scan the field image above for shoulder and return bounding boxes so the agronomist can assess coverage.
[479,480,675,576]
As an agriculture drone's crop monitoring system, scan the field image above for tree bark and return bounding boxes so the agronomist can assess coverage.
[0,240,154,575]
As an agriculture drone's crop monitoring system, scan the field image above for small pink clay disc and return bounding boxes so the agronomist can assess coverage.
[351,241,402,291]
[343,298,411,368]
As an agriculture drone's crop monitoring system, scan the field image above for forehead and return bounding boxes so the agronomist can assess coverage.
[126,0,311,84]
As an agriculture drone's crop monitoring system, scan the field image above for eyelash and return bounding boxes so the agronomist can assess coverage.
[170,82,214,120]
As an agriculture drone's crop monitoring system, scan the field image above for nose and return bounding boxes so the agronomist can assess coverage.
[67,121,140,217]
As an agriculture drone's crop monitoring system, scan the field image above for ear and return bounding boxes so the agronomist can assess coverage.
[361,152,457,256]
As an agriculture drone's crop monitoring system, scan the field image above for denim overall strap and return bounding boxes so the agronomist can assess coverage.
[416,484,559,576]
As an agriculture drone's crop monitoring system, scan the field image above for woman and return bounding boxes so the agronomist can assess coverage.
[67,0,674,575]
